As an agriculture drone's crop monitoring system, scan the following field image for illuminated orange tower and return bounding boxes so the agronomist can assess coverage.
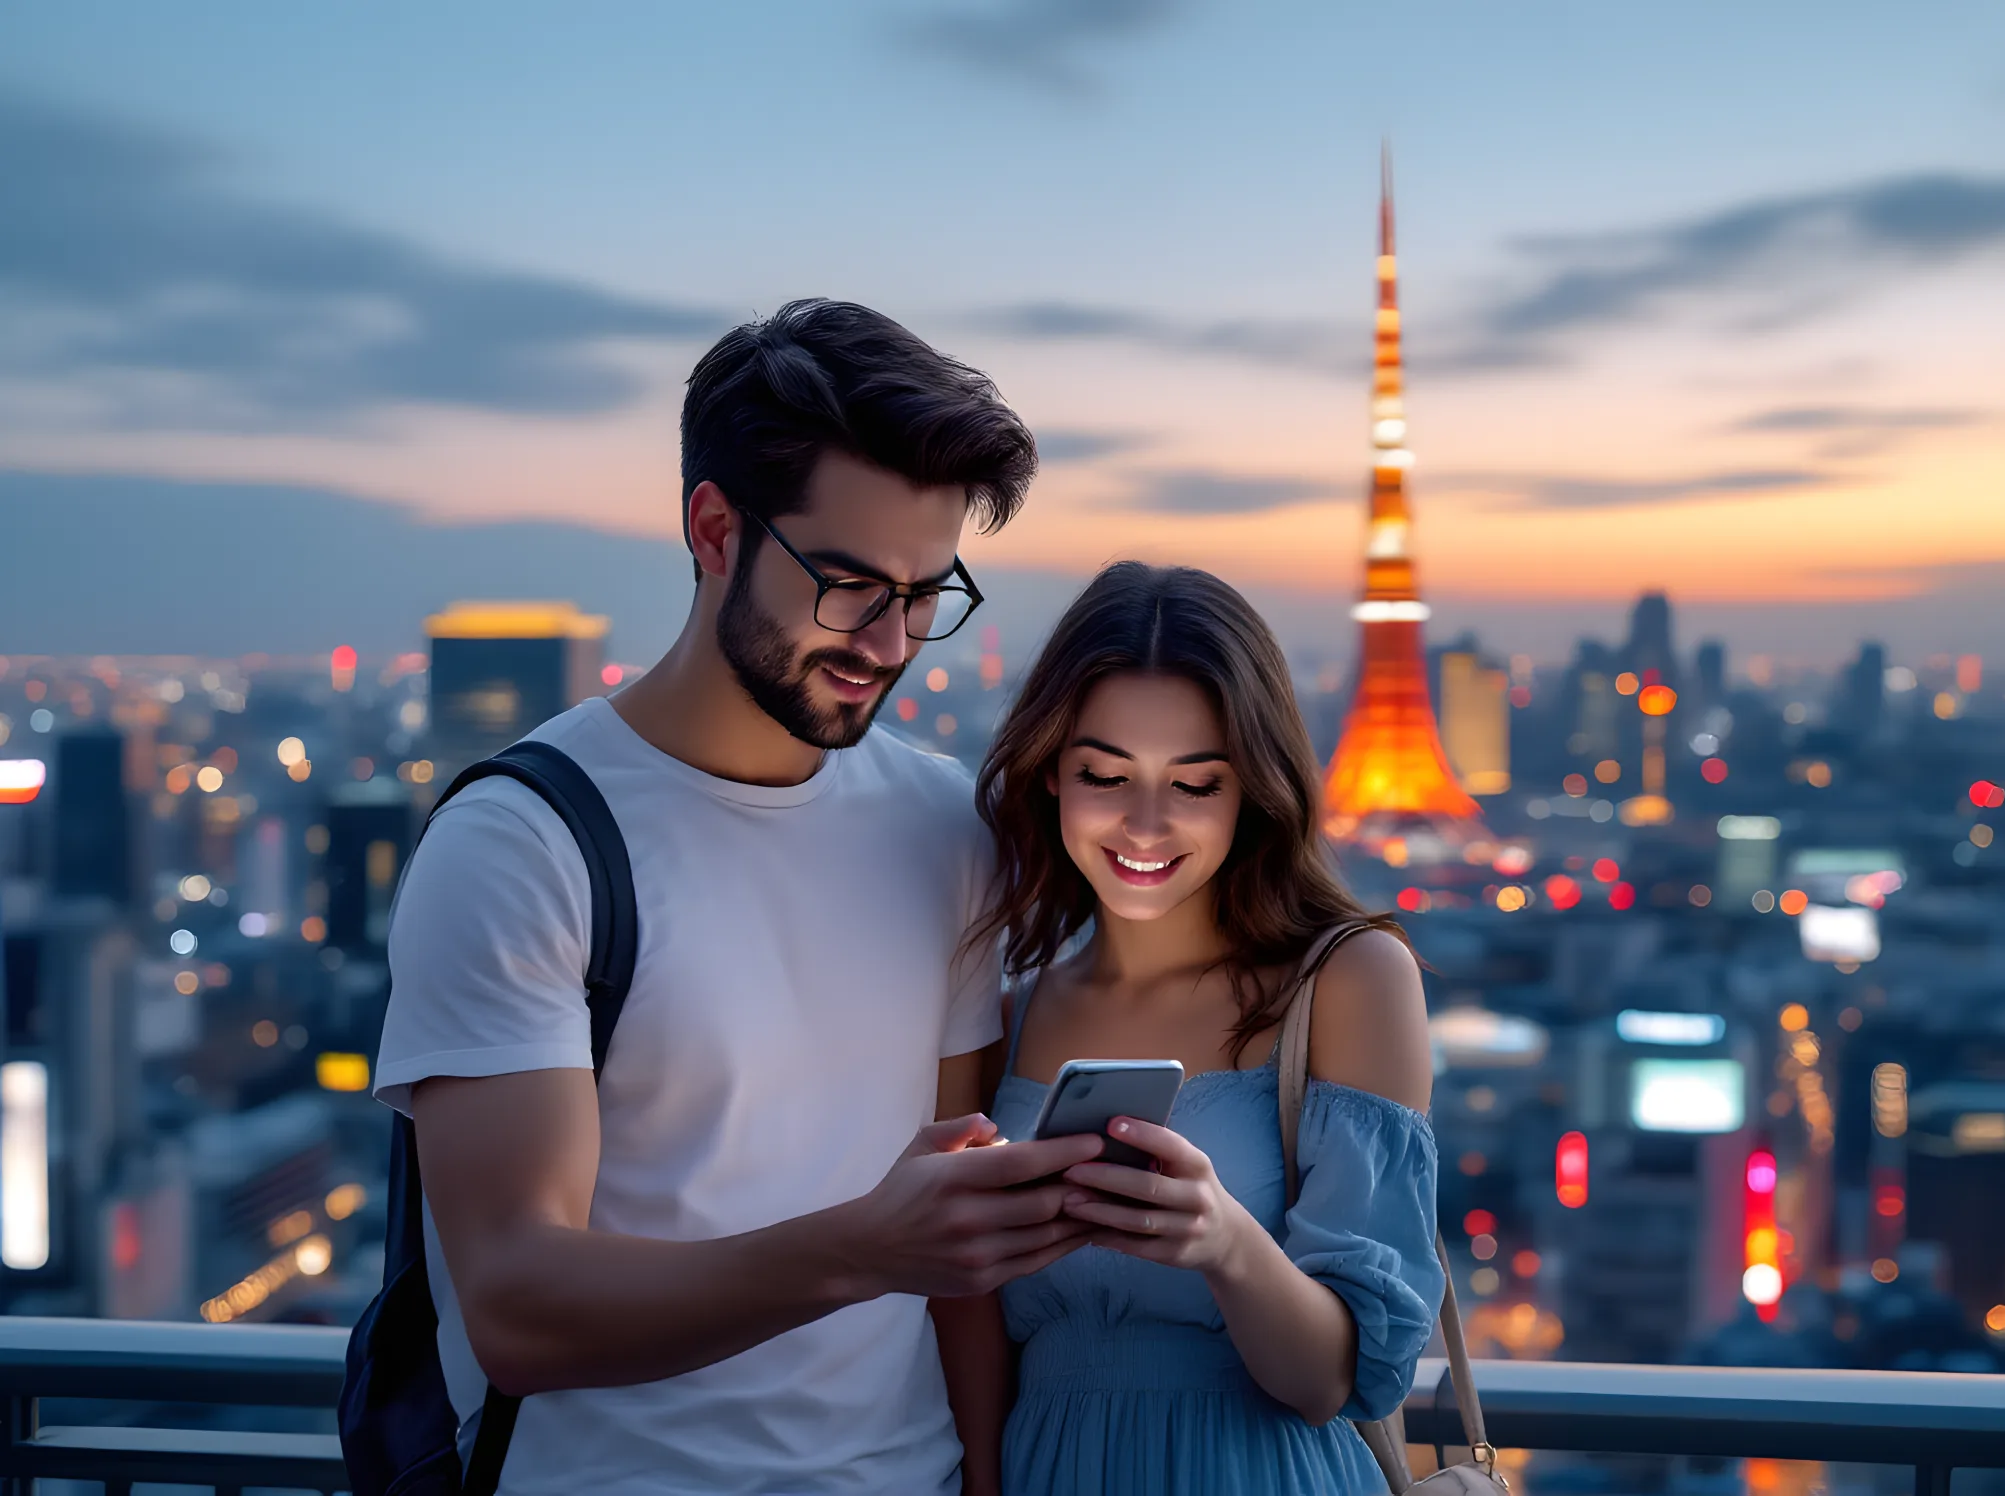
[1322,150,1485,855]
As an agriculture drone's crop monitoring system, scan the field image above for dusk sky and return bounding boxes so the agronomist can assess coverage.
[4,2,2004,665]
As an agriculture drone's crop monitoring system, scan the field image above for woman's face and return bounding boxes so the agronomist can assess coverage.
[1051,672,1243,923]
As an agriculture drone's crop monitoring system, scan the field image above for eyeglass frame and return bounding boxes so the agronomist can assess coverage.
[730,501,985,642]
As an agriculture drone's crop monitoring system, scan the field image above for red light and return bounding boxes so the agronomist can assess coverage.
[895,697,918,722]
[112,1202,141,1273]
[1508,685,1532,708]
[1463,1209,1497,1237]
[1746,1151,1777,1194]
[1701,757,1729,784]
[1396,886,1429,913]
[1972,781,2005,810]
[1543,874,1581,910]
[1874,1185,1904,1218]
[1556,1131,1588,1208]
[1642,669,1661,687]
[331,645,357,671]
[1608,881,1636,911]
[1591,858,1619,883]
[601,664,624,687]
[1744,1148,1781,1310]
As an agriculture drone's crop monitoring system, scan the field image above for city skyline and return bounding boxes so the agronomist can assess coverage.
[6,12,2005,1474]
[4,2,2005,665]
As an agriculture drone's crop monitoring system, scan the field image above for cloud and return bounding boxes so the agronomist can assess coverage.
[974,174,2005,378]
[0,92,729,432]
[1730,404,1981,434]
[1035,427,1153,463]
[0,468,693,656]
[1726,403,1988,460]
[904,0,1181,97]
[972,301,1360,376]
[1115,467,1336,514]
[1469,173,2005,358]
[1435,467,1827,512]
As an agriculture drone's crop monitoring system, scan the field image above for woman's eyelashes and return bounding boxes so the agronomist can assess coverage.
[1073,765,1225,799]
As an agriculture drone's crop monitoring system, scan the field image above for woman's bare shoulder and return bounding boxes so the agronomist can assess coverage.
[1305,927,1432,1111]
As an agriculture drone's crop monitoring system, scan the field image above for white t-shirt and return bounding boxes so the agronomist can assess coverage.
[374,696,1000,1496]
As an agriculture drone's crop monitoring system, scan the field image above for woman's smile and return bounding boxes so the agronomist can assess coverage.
[1103,848,1188,886]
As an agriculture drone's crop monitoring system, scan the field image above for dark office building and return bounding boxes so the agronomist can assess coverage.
[1624,591,1677,686]
[1694,640,1727,704]
[1839,641,1887,736]
[323,782,415,957]
[425,602,608,776]
[0,898,139,1305]
[53,730,133,907]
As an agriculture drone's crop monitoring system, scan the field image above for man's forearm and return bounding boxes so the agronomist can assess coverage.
[461,1200,876,1396]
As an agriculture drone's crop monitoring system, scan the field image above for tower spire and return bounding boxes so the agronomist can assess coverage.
[1380,139,1395,259]
[1323,147,1486,857]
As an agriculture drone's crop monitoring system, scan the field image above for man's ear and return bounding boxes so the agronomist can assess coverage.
[686,481,737,582]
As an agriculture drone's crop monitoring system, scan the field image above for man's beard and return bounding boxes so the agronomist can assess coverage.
[717,561,905,750]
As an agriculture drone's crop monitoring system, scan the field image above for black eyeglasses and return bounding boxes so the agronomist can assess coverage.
[734,504,984,642]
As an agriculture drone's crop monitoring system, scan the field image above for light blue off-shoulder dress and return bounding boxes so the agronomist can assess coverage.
[990,991,1443,1496]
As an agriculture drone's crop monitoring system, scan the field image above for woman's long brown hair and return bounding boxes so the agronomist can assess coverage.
[970,561,1406,1060]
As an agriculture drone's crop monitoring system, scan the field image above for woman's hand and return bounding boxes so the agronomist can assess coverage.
[1058,1117,1259,1278]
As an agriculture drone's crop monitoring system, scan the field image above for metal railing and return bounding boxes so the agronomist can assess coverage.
[1400,1355,2005,1496]
[0,1317,2000,1494]
[0,1317,345,1495]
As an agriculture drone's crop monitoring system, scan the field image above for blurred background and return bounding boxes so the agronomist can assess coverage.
[2,3,2003,1492]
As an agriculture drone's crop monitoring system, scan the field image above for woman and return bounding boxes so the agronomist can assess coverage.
[954,562,1443,1496]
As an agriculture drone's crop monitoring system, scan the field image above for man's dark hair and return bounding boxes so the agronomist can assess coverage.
[681,299,1037,579]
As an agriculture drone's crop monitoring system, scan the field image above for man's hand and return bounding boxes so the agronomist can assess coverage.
[836,1116,1103,1299]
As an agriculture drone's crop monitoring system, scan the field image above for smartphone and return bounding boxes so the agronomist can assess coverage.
[1031,1059,1185,1168]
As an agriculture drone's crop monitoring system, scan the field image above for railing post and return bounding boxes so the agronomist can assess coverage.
[0,1393,36,1496]
[1914,1463,1951,1496]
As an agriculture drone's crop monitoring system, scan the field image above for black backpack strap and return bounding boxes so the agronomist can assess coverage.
[416,739,639,1495]
[430,740,640,1075]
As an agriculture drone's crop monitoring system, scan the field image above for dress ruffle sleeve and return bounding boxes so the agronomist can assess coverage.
[1281,1081,1444,1422]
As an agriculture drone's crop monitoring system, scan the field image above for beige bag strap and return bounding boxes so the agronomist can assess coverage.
[1276,925,1495,1490]
[1276,922,1366,1204]
[1433,1235,1490,1466]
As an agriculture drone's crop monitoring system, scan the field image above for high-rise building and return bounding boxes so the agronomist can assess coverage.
[1438,650,1511,796]
[425,602,609,778]
[1715,815,1781,905]
[1840,641,1887,736]
[1694,640,1727,705]
[53,730,132,907]
[324,782,415,957]
[0,895,139,1307]
[1321,151,1484,856]
[1625,591,1677,686]
[1567,640,1621,762]
[243,815,290,932]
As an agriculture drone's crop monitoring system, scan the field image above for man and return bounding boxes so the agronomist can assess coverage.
[374,299,1100,1494]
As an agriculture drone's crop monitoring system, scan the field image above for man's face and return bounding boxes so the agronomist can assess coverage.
[717,450,967,749]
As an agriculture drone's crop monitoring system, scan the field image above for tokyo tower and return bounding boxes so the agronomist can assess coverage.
[1322,149,1486,857]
